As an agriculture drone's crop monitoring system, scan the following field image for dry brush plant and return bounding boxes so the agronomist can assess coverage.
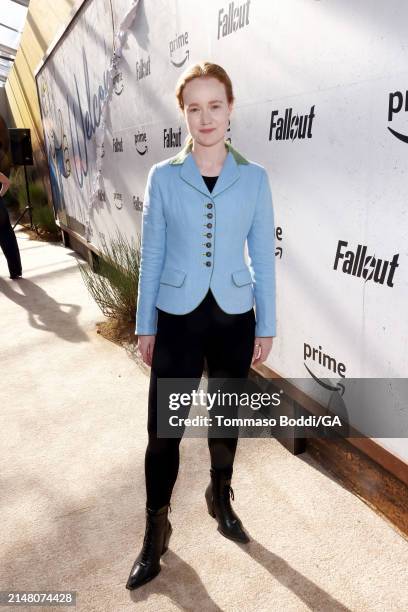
[77,228,141,325]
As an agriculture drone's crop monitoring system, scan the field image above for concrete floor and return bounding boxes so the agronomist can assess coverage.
[1,226,408,611]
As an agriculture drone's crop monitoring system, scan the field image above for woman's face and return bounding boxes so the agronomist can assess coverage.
[182,76,233,147]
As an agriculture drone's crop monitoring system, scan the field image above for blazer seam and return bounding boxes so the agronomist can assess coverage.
[150,164,167,217]
[249,167,265,231]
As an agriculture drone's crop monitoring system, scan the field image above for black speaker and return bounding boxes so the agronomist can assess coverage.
[8,128,33,166]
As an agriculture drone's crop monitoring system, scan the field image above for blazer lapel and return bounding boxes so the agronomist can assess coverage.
[180,149,240,198]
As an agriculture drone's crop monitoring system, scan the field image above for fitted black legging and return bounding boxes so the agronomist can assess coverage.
[0,196,22,277]
[145,288,256,510]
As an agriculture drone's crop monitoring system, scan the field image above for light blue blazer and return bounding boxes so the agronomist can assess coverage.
[135,139,276,337]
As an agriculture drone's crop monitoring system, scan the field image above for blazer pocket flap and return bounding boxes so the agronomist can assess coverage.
[232,267,253,286]
[160,267,186,287]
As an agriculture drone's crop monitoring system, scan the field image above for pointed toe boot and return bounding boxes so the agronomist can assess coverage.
[205,468,250,543]
[125,502,173,591]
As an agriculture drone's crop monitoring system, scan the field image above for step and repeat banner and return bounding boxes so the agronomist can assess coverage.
[34,0,408,458]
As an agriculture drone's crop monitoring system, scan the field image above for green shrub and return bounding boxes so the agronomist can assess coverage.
[77,228,141,324]
[5,168,59,234]
[7,167,26,209]
[32,204,59,233]
[28,182,49,208]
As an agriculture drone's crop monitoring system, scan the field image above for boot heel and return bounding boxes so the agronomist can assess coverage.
[162,521,172,555]
[206,496,216,518]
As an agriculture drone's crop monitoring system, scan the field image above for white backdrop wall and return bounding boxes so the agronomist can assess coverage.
[35,0,408,460]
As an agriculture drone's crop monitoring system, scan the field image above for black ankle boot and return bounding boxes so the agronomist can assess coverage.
[205,468,250,543]
[125,502,173,590]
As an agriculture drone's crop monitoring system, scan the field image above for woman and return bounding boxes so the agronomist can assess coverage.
[126,62,276,590]
[0,171,22,279]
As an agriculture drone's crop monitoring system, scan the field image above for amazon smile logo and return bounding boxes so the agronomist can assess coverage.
[303,343,346,395]
[134,131,148,155]
[113,192,123,210]
[169,32,190,67]
[388,89,408,143]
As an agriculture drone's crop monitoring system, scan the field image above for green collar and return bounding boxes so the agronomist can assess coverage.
[169,139,249,165]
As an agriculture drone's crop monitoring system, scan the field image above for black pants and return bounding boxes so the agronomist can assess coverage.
[0,197,22,277]
[145,288,256,509]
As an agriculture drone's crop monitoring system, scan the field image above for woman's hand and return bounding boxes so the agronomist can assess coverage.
[0,171,10,197]
[137,334,156,366]
[252,337,273,365]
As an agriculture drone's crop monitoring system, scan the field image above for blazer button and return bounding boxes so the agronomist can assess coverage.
[206,223,212,228]
[206,232,212,238]
[205,261,212,267]
[207,213,213,219]
[206,203,213,209]
[206,252,211,257]
[206,242,211,248]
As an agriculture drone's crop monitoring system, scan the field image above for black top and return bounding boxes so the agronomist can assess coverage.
[202,175,219,193]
